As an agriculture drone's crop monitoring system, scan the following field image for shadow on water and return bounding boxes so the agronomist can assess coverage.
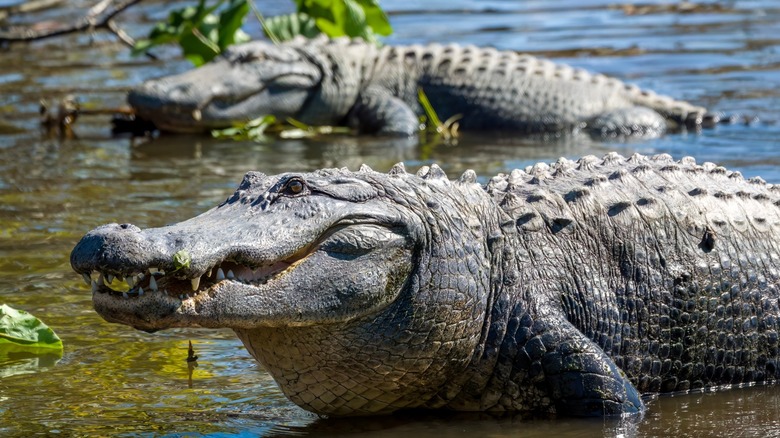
[0,0,779,436]
[254,409,647,438]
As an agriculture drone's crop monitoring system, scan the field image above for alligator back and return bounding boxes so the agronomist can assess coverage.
[361,42,708,133]
[464,153,780,412]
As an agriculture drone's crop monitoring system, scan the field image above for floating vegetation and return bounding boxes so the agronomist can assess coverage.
[211,115,352,141]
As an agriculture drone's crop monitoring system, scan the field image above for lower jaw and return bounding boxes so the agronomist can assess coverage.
[133,108,212,134]
[155,120,211,134]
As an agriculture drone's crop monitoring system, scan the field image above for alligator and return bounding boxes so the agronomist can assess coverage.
[71,152,780,417]
[127,36,720,137]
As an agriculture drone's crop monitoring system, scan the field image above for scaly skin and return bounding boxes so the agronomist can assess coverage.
[128,36,716,137]
[71,153,780,417]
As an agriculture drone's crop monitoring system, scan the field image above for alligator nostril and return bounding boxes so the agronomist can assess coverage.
[119,223,140,232]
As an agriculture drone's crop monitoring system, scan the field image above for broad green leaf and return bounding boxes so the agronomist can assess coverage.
[0,304,63,351]
[299,0,391,42]
[355,0,392,35]
[132,0,249,66]
[218,0,251,49]
[133,0,392,66]
[342,0,367,37]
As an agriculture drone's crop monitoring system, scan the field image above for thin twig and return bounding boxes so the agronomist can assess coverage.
[106,18,156,58]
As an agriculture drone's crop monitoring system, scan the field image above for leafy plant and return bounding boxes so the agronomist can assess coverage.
[133,0,393,65]
[133,0,251,66]
[211,114,278,140]
[261,11,320,42]
[267,0,392,43]
[211,115,351,141]
[0,304,63,351]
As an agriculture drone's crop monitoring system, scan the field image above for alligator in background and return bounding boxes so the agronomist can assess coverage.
[127,36,721,137]
[71,153,780,417]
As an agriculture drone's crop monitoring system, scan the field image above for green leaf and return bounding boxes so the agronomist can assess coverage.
[298,0,391,41]
[418,88,443,129]
[133,0,391,64]
[0,304,63,351]
[218,0,251,49]
[355,0,392,35]
[132,0,251,66]
[342,0,367,37]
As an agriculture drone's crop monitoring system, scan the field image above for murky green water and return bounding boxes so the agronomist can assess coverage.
[0,0,779,436]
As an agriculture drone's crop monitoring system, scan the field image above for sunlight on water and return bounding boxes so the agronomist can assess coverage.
[0,0,778,436]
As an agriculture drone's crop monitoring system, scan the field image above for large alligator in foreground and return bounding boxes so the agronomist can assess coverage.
[128,36,720,137]
[71,153,780,417]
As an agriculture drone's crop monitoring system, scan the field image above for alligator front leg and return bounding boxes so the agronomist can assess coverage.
[347,86,419,136]
[535,317,644,416]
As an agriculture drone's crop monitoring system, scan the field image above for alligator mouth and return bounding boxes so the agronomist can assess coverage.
[83,255,304,302]
[135,88,272,133]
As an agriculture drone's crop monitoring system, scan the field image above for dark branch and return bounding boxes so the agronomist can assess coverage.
[0,0,145,44]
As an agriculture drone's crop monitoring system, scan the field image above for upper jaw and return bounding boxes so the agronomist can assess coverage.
[128,56,322,133]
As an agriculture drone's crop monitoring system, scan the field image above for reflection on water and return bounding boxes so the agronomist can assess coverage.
[0,0,779,436]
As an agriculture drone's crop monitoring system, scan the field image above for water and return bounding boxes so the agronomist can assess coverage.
[0,0,779,435]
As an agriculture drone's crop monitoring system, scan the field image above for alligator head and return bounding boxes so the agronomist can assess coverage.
[71,165,494,415]
[128,37,360,133]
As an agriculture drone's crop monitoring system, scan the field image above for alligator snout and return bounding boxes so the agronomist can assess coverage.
[70,222,160,277]
[129,80,195,108]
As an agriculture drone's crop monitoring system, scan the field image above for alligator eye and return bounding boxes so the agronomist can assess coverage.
[284,178,305,195]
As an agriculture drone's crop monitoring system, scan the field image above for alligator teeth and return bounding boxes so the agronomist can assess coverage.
[126,275,136,288]
[149,276,158,291]
[227,270,235,280]
[91,271,100,282]
[207,267,213,278]
[191,277,200,291]
[216,268,225,281]
[122,292,129,299]
[91,280,98,293]
[149,267,158,274]
[106,274,114,285]
[138,287,144,296]
[82,273,91,285]
[192,108,202,121]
